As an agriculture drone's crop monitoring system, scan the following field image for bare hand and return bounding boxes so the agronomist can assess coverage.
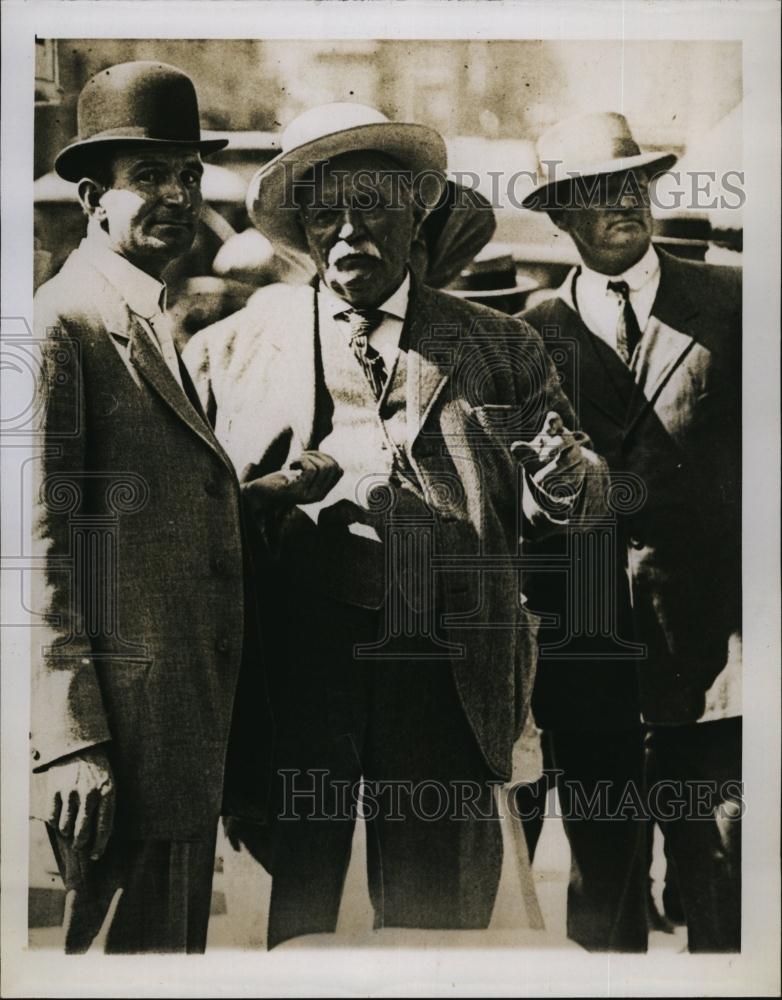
[41,746,115,860]
[243,450,343,512]
[511,411,587,497]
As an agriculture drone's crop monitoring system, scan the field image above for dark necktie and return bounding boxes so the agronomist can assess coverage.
[607,279,643,364]
[177,352,210,425]
[339,308,388,400]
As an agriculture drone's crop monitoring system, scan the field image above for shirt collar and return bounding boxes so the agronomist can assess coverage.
[579,242,660,296]
[320,270,411,322]
[80,232,167,319]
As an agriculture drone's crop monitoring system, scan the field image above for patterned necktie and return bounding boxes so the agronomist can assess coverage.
[339,308,388,400]
[607,279,643,365]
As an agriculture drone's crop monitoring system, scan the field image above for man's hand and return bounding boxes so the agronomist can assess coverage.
[511,411,588,500]
[40,746,115,860]
[243,450,343,513]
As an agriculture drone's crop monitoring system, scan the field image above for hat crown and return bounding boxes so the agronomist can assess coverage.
[247,101,447,254]
[76,60,203,143]
[281,102,391,155]
[535,111,643,182]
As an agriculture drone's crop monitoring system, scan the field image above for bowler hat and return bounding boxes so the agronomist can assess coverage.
[54,61,228,182]
[522,111,677,211]
[246,102,447,253]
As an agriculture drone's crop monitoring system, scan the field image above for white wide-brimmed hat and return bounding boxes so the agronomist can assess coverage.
[246,102,448,253]
[522,111,677,211]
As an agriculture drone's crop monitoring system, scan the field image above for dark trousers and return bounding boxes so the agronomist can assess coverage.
[517,727,649,952]
[47,826,218,953]
[265,590,503,949]
[646,716,742,952]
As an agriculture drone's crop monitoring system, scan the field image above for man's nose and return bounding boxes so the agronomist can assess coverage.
[160,175,190,206]
[618,185,649,210]
[337,208,367,241]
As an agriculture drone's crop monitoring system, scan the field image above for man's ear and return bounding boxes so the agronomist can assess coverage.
[77,178,106,219]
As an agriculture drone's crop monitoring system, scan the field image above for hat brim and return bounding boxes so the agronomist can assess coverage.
[54,136,229,183]
[521,151,678,211]
[246,122,447,253]
[447,278,538,299]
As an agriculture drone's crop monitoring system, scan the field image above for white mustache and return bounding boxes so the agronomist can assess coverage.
[328,241,382,267]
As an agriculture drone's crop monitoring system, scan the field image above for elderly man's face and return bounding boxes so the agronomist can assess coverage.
[85,146,204,276]
[552,170,652,274]
[298,150,420,308]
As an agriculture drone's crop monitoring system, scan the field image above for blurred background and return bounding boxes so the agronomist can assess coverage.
[34,38,743,340]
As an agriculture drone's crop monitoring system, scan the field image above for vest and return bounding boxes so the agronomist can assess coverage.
[274,308,430,610]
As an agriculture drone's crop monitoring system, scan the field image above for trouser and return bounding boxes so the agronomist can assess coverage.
[516,727,649,952]
[265,591,503,949]
[645,716,742,952]
[47,825,218,954]
[643,734,683,923]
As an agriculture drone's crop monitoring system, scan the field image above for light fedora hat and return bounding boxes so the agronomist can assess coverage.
[55,61,228,183]
[246,102,448,254]
[522,111,677,211]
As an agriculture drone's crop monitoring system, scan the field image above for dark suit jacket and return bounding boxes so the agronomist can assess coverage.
[31,243,272,839]
[521,248,741,726]
[184,278,608,781]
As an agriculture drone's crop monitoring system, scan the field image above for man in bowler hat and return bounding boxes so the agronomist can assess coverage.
[30,60,279,952]
[518,112,742,952]
[185,102,609,947]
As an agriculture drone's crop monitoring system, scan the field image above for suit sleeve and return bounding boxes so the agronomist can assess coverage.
[30,305,111,772]
[510,318,609,533]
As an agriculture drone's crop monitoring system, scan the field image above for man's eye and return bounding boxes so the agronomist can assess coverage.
[363,199,392,215]
[182,171,202,187]
[136,169,162,184]
[307,209,341,227]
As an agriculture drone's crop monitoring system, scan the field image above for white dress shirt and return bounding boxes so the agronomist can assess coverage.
[571,243,661,361]
[80,233,184,388]
[318,271,411,369]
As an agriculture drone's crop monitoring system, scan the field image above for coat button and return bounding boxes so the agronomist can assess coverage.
[212,556,228,575]
[205,477,221,496]
[216,637,230,654]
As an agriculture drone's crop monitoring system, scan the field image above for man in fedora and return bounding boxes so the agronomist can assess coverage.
[30,60,282,952]
[518,111,742,952]
[184,101,608,947]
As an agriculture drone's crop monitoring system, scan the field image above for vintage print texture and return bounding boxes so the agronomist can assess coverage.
[1,11,779,998]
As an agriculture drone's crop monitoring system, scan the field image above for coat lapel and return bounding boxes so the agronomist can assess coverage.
[624,249,699,438]
[275,285,318,451]
[71,250,236,472]
[405,283,452,448]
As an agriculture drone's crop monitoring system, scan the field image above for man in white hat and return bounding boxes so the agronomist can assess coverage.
[30,60,278,952]
[519,111,742,953]
[184,102,608,947]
